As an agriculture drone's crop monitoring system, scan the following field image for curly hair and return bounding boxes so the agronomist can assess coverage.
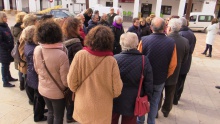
[15,12,27,23]
[84,25,114,51]
[34,20,63,44]
[62,17,81,39]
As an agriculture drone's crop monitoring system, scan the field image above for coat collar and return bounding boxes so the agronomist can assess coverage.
[180,26,189,31]
[151,33,166,36]
[168,32,180,37]
[120,49,142,55]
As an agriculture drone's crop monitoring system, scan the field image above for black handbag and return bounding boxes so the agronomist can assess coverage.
[40,49,72,106]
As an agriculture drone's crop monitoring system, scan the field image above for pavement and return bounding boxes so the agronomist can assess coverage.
[0,14,220,124]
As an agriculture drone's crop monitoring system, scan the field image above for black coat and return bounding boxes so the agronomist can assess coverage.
[111,26,124,55]
[84,14,91,27]
[87,20,98,33]
[0,23,14,63]
[140,24,151,38]
[179,26,196,74]
[107,13,117,25]
[24,42,38,89]
[127,25,141,41]
[113,50,153,116]
[165,32,189,85]
[64,38,83,64]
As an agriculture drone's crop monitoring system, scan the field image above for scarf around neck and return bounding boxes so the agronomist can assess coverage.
[83,47,113,57]
[113,21,123,29]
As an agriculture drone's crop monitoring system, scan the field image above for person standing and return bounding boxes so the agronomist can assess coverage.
[0,12,17,87]
[76,13,87,35]
[201,18,219,57]
[139,17,151,38]
[34,20,69,124]
[98,13,110,27]
[87,14,99,33]
[158,18,189,118]
[67,25,123,124]
[112,32,153,124]
[127,18,141,41]
[107,8,117,25]
[111,15,124,55]
[24,25,47,122]
[83,8,93,27]
[174,17,196,105]
[138,17,177,124]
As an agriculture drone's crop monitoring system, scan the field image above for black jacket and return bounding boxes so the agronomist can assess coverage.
[84,14,91,27]
[140,24,151,38]
[24,42,38,89]
[107,13,117,25]
[127,25,141,41]
[142,33,175,85]
[111,26,124,55]
[166,32,189,85]
[113,49,153,116]
[179,26,196,74]
[0,23,14,63]
[64,38,83,64]
[87,20,98,33]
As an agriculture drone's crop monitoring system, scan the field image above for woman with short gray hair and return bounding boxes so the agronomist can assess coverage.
[112,32,153,124]
[111,15,124,54]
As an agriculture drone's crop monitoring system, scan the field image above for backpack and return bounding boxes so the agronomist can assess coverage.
[11,41,25,63]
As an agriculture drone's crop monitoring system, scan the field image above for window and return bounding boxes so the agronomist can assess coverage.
[54,11,68,18]
[190,15,197,22]
[161,6,172,15]
[198,15,214,22]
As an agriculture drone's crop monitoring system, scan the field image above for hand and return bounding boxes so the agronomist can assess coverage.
[72,92,75,101]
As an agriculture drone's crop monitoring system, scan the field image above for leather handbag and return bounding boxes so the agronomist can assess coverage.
[40,49,72,106]
[134,55,150,116]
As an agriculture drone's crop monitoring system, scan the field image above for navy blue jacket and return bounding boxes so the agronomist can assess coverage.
[0,23,14,63]
[87,20,98,33]
[179,26,196,74]
[127,25,141,41]
[24,42,38,89]
[113,49,153,116]
[111,26,124,55]
[142,33,175,85]
[140,24,151,38]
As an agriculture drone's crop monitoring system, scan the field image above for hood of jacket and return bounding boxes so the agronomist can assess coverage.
[64,38,81,47]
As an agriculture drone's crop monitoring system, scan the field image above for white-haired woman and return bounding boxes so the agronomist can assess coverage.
[0,12,17,87]
[111,15,124,54]
[112,32,153,124]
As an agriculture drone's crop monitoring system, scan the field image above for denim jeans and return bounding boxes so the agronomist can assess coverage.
[43,97,65,124]
[147,83,165,124]
[1,62,11,84]
[137,116,145,124]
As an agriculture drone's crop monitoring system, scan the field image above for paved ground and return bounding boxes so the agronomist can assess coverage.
[0,14,220,124]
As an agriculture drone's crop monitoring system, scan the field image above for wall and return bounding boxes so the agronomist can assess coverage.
[22,0,29,12]
[42,0,48,10]
[202,0,216,13]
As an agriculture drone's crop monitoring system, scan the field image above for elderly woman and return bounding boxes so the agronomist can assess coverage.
[202,18,219,57]
[0,12,17,87]
[67,25,123,124]
[33,20,69,124]
[111,15,124,54]
[24,26,47,122]
[139,17,151,38]
[112,32,153,124]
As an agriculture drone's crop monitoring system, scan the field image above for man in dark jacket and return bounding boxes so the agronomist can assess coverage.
[138,17,177,124]
[173,17,196,105]
[87,14,99,33]
[98,13,110,27]
[127,18,141,41]
[158,18,189,117]
[107,8,117,25]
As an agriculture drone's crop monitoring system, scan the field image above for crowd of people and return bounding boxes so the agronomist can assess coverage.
[0,7,219,124]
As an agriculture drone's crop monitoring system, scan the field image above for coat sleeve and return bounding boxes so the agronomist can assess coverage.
[67,53,80,92]
[33,48,38,74]
[112,59,123,98]
[59,54,69,87]
[18,37,26,62]
[0,31,10,50]
[182,40,190,64]
[143,57,153,101]
[167,44,177,78]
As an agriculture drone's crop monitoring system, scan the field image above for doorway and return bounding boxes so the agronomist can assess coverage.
[141,3,152,17]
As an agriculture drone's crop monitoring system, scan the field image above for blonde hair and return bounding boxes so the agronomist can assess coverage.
[120,32,138,51]
[54,18,63,25]
[146,17,151,24]
[20,25,36,44]
[15,12,27,23]
[0,11,6,23]
[22,14,37,28]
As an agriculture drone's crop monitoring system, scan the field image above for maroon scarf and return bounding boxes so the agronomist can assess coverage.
[83,47,113,56]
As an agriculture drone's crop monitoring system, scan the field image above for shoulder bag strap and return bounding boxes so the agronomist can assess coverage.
[137,55,145,97]
[40,49,64,93]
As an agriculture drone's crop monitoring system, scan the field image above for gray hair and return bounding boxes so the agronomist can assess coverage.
[113,15,123,22]
[0,12,6,23]
[151,17,165,33]
[168,18,182,32]
[120,32,138,51]
[179,17,187,26]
